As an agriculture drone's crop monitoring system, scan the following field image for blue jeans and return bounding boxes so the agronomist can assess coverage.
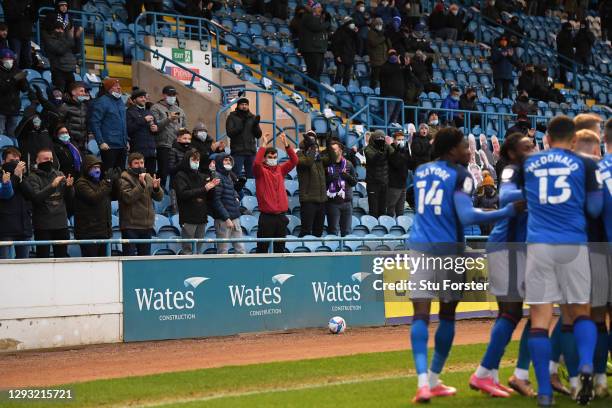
[232,154,255,178]
[326,201,353,237]
[0,236,31,259]
[121,229,152,256]
[386,101,402,125]
[0,114,19,137]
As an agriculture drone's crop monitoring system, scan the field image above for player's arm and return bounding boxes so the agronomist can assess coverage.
[453,191,518,226]
[585,158,604,218]
[499,181,523,207]
[586,191,603,218]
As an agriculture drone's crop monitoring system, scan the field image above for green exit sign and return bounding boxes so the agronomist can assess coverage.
[172,48,193,64]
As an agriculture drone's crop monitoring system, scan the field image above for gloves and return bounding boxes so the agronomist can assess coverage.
[253,115,261,124]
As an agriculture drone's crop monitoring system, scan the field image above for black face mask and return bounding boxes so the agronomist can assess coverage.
[2,160,18,173]
[374,138,385,148]
[38,161,53,172]
[179,142,191,148]
[130,167,146,175]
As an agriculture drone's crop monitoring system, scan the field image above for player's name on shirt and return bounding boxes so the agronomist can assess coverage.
[415,165,451,181]
[524,151,580,173]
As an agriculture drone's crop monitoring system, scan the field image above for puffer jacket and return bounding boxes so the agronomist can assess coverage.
[23,166,73,230]
[210,154,241,221]
[0,161,33,238]
[150,100,186,149]
[172,150,214,225]
[168,141,193,177]
[59,98,89,151]
[126,104,157,158]
[118,168,164,230]
[364,138,394,185]
[73,155,112,239]
[388,142,414,189]
[0,64,28,116]
[226,108,262,156]
[297,139,336,204]
[43,31,77,73]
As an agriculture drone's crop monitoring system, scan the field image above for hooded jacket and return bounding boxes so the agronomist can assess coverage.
[297,136,337,203]
[90,94,128,149]
[150,99,186,149]
[254,145,299,214]
[117,168,164,230]
[59,96,89,151]
[15,113,54,170]
[172,150,214,225]
[210,154,241,221]
[126,103,157,158]
[190,122,223,171]
[52,133,81,178]
[367,25,391,67]
[0,63,28,116]
[168,140,193,177]
[226,107,262,156]
[331,23,358,65]
[73,155,112,239]
[364,135,394,185]
[388,141,414,189]
[556,23,575,59]
[410,133,432,168]
[23,164,73,230]
[380,59,405,98]
[0,160,33,237]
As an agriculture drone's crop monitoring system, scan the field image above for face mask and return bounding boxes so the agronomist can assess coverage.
[389,55,398,64]
[52,97,63,106]
[209,164,215,171]
[38,161,53,172]
[452,95,460,101]
[348,23,355,30]
[3,160,18,173]
[358,6,364,12]
[166,96,176,105]
[32,117,42,128]
[77,95,89,102]
[223,164,233,171]
[265,158,277,166]
[381,2,388,6]
[190,160,199,171]
[130,167,145,175]
[430,119,439,125]
[89,168,101,180]
[3,59,13,70]
[451,10,458,15]
[111,91,122,99]
[375,25,383,31]
[58,133,71,143]
[196,131,208,140]
[179,142,190,148]
[375,138,385,147]
[396,140,405,148]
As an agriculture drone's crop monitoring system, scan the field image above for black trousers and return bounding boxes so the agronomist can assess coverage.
[299,202,325,237]
[302,52,324,85]
[51,69,75,93]
[80,243,108,257]
[101,148,127,172]
[145,156,157,175]
[370,65,382,89]
[256,213,288,253]
[334,62,353,87]
[34,228,69,258]
[494,78,511,99]
[122,228,152,256]
[367,183,388,218]
[156,147,171,188]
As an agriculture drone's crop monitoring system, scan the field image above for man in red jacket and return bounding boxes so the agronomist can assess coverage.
[254,132,298,253]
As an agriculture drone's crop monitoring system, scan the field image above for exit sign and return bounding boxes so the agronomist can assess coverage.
[172,48,193,64]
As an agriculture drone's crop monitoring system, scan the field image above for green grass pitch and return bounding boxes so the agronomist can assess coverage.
[1,341,609,407]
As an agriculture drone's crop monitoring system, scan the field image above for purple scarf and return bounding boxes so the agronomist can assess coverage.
[327,158,347,199]
[66,141,82,172]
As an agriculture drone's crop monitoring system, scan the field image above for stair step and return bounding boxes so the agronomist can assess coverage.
[92,62,132,79]
[85,45,124,63]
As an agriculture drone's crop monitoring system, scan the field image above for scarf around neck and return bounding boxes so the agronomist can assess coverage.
[327,158,347,199]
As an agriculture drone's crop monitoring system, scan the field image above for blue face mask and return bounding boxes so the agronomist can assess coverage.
[77,95,89,102]
[389,55,398,64]
[89,168,101,180]
[451,95,460,101]
[58,133,71,143]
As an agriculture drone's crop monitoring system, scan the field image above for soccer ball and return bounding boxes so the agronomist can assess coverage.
[328,316,346,334]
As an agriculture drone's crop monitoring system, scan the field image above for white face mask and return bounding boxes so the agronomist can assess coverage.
[265,158,278,166]
[197,131,208,140]
[3,59,13,70]
[111,91,122,98]
[166,96,176,105]
[32,117,42,128]
[429,119,439,126]
[223,164,233,171]
[358,6,365,12]
[348,23,356,30]
[381,2,388,7]
[375,25,383,31]
[189,161,199,170]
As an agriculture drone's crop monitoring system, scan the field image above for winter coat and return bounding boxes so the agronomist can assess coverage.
[367,28,391,67]
[73,155,112,239]
[126,105,157,158]
[191,123,225,171]
[556,27,574,59]
[168,141,193,177]
[364,138,394,185]
[225,108,262,156]
[58,98,89,151]
[3,0,37,40]
[23,166,73,230]
[410,135,432,168]
[482,5,501,22]
[0,161,33,238]
[16,117,54,170]
[43,31,77,73]
[297,140,336,204]
[351,10,369,39]
[441,95,460,123]
[325,159,358,204]
[410,57,433,85]
[210,154,241,221]
[150,100,186,149]
[172,150,214,225]
[117,168,164,230]
[574,28,595,59]
[0,65,28,116]
[380,61,405,98]
[374,5,399,25]
[52,138,81,178]
[298,11,331,53]
[253,146,298,214]
[90,94,128,149]
[428,9,447,31]
[388,143,413,189]
[331,24,358,65]
[491,46,518,80]
[44,7,74,32]
[459,94,480,124]
[512,97,537,115]
[517,70,536,94]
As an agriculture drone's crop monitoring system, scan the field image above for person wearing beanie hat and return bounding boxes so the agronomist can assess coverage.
[90,77,128,171]
[225,97,262,178]
[411,122,432,169]
[43,18,77,92]
[0,47,28,137]
[127,89,158,175]
[374,0,399,26]
[151,85,186,187]
[330,13,358,86]
[367,17,391,88]
[191,122,225,171]
[298,0,330,90]
[364,129,394,217]
[58,81,89,151]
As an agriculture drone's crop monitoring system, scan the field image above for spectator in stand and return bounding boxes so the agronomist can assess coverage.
[0,148,31,259]
[0,48,27,138]
[503,15,524,46]
[44,0,81,35]
[186,0,217,21]
[406,22,434,53]
[506,112,536,140]
[512,90,537,115]
[299,3,330,86]
[127,88,158,175]
[191,122,225,171]
[482,0,502,24]
[457,86,480,127]
[15,112,54,171]
[151,85,186,186]
[429,2,457,40]
[73,155,113,257]
[58,82,90,152]
[269,0,289,20]
[173,150,219,255]
[556,22,574,85]
[441,86,461,125]
[118,152,164,256]
[473,172,498,235]
[386,16,403,51]
[3,0,36,68]
[574,20,595,68]
[25,148,74,258]
[446,4,467,41]
[600,0,612,42]
[367,17,390,89]
[411,123,433,168]
[410,49,440,94]
[380,49,405,125]
[254,132,298,253]
[517,63,536,95]
[491,36,519,99]
[387,130,413,217]
[43,21,77,92]
[91,78,128,172]
[0,167,13,199]
[374,0,399,25]
[0,23,9,50]
[351,1,370,56]
[211,153,245,254]
[365,129,394,217]
[331,16,358,87]
[168,128,194,180]
[289,5,306,49]
[52,124,82,179]
[297,131,336,237]
[426,112,441,141]
[400,0,422,29]
[225,97,262,178]
[325,141,357,237]
[127,0,144,24]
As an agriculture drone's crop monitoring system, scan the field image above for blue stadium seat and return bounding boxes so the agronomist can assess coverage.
[0,135,14,149]
[286,214,300,235]
[359,215,378,234]
[111,201,119,216]
[239,214,258,235]
[170,214,180,228]
[396,214,414,232]
[285,180,299,196]
[243,178,256,195]
[377,215,396,234]
[240,195,259,213]
[154,214,171,235]
[154,194,171,214]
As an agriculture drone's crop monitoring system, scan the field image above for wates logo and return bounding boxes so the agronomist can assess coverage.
[228,274,294,307]
[310,272,371,302]
[134,276,209,311]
